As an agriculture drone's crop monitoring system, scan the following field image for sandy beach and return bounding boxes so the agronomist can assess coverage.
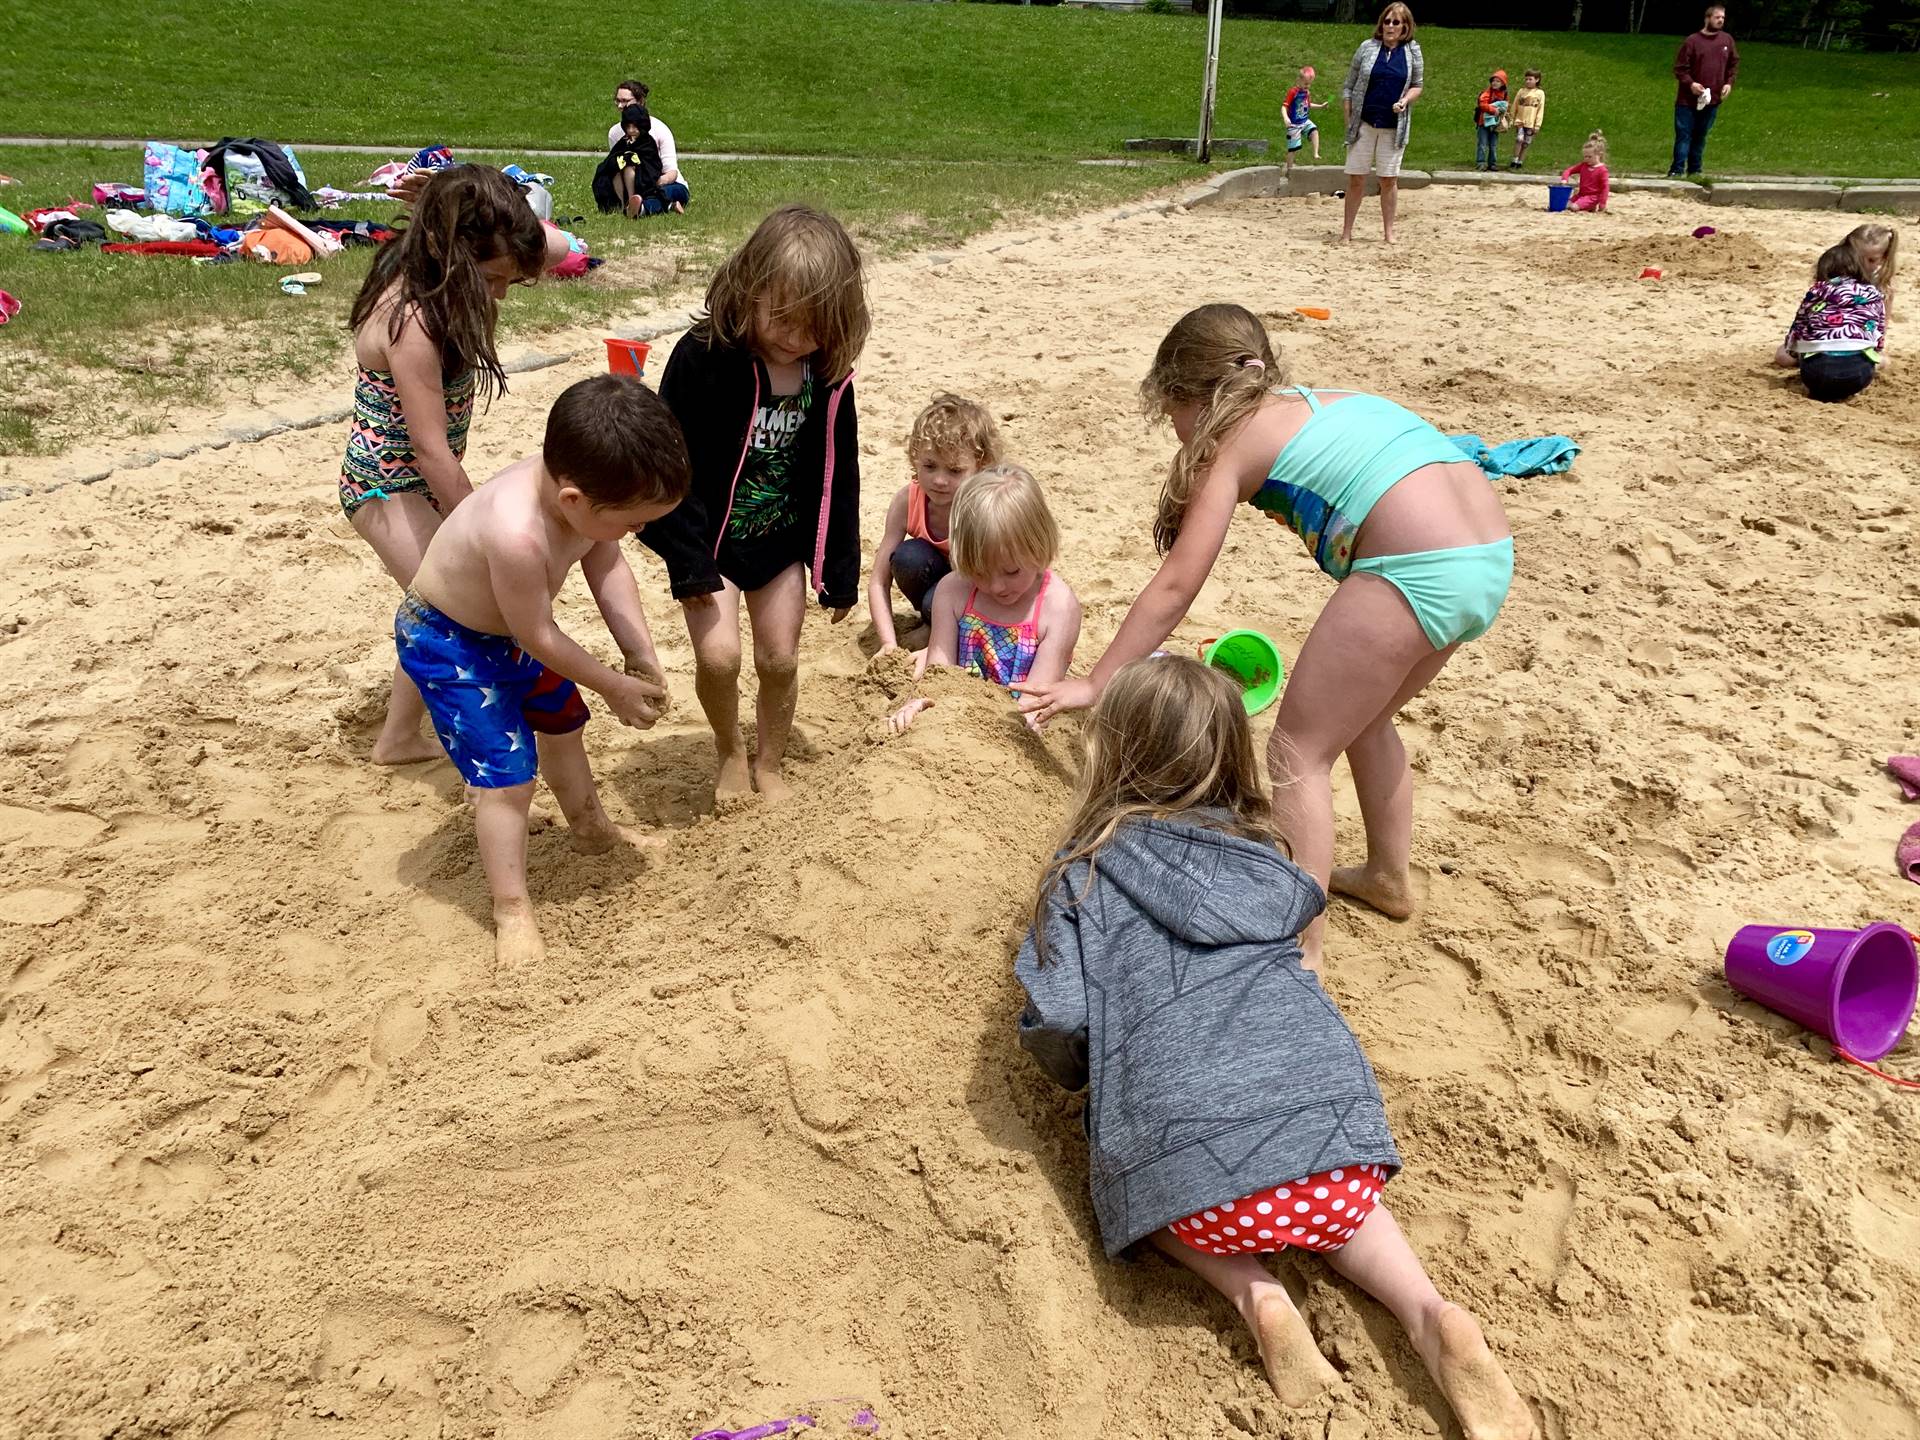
[1,183,1916,1439]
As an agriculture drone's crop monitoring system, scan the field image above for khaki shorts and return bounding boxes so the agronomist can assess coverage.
[1345,123,1406,179]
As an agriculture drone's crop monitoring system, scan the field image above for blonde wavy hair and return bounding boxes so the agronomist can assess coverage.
[908,392,1004,471]
[948,463,1057,582]
[1844,223,1899,304]
[692,204,871,381]
[1031,656,1280,962]
[1140,303,1285,554]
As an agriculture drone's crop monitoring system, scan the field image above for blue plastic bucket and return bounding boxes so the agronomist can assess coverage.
[1547,182,1575,213]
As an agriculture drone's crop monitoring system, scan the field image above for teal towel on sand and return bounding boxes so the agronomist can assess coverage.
[1449,433,1580,478]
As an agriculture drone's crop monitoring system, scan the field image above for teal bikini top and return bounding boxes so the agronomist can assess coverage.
[1249,387,1462,578]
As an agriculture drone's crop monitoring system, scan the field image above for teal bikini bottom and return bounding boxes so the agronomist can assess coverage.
[1349,537,1514,650]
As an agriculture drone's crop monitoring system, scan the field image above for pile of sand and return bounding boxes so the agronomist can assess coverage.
[2,186,1916,1440]
[1536,224,1780,282]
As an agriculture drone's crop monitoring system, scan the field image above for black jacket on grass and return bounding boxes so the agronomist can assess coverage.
[635,331,862,609]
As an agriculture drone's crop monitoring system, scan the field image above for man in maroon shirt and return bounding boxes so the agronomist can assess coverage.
[1669,4,1740,178]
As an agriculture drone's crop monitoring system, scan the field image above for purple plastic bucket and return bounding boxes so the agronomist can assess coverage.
[1547,182,1575,213]
[1724,923,1918,1062]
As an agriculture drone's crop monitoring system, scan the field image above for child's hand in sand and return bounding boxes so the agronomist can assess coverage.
[622,654,670,715]
[1017,674,1098,729]
[889,698,932,733]
[606,672,666,729]
[829,606,852,624]
[1772,344,1797,368]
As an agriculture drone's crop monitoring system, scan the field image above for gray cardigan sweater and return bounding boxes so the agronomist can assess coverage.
[1342,37,1424,150]
[1016,814,1401,1257]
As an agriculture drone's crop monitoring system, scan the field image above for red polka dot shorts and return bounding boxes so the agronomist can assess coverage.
[1169,1164,1389,1257]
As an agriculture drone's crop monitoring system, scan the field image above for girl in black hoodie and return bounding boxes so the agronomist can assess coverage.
[636,205,870,803]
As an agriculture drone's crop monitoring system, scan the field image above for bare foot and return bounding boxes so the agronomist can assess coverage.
[751,760,792,804]
[371,730,442,766]
[1248,1288,1340,1407]
[493,898,546,969]
[715,748,752,805]
[569,819,664,854]
[1329,864,1416,920]
[1422,1305,1537,1440]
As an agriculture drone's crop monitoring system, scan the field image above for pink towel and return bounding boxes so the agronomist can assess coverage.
[1901,820,1920,885]
[1890,756,1920,802]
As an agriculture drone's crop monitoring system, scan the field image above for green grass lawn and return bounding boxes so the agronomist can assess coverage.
[2,0,1916,177]
[0,145,1180,458]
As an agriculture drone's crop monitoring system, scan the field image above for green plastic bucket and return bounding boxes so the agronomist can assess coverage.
[1201,629,1286,716]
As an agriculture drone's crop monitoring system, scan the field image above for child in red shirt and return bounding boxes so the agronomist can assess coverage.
[1560,130,1610,212]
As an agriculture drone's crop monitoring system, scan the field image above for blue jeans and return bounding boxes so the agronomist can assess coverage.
[641,181,692,215]
[1475,126,1499,168]
[889,537,950,625]
[1670,102,1719,175]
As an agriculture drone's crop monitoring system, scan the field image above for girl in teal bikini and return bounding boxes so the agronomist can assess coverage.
[1019,303,1513,969]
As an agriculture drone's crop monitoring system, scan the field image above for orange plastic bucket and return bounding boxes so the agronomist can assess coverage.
[605,338,650,377]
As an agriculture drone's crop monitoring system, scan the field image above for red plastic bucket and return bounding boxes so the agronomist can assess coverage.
[605,338,650,377]
[1723,923,1918,1062]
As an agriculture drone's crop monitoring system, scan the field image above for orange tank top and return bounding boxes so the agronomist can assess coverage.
[905,482,951,556]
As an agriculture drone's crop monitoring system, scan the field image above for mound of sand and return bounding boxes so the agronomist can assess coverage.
[2,186,1917,1440]
[1537,225,1780,282]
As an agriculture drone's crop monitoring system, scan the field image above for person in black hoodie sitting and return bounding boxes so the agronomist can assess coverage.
[606,103,665,218]
[635,205,870,804]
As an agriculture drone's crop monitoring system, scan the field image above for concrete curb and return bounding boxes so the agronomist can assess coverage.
[1173,163,1920,216]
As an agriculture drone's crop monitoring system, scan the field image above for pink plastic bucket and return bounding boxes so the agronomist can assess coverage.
[1723,923,1918,1062]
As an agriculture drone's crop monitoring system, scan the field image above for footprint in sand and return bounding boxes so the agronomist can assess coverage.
[0,803,107,850]
[314,1302,471,1401]
[111,1149,223,1212]
[370,997,432,1066]
[307,1063,373,1118]
[0,884,88,927]
[1851,1173,1920,1269]
[484,1305,587,1404]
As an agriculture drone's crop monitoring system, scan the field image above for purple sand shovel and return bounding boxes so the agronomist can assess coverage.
[693,1405,879,1440]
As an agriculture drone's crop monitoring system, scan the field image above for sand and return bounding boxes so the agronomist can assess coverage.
[2,185,1917,1440]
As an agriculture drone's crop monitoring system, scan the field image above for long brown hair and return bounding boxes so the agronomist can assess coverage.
[1140,303,1284,554]
[348,164,546,401]
[693,204,871,382]
[1031,657,1279,961]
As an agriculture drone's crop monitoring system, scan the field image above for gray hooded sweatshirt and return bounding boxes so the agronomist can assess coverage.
[1016,813,1401,1257]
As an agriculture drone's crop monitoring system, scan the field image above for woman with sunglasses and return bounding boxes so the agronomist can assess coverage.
[1340,4,1423,244]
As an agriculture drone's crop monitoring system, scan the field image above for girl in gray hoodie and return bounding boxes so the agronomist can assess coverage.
[1017,657,1535,1437]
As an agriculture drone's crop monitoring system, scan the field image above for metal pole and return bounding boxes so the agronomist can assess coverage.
[1197,0,1224,162]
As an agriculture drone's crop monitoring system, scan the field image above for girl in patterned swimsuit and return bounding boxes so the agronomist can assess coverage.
[890,464,1081,733]
[340,165,570,766]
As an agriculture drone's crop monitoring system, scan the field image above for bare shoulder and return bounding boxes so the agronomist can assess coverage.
[469,461,548,556]
[1043,573,1082,622]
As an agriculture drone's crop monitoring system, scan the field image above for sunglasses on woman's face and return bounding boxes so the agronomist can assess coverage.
[1383,19,1403,25]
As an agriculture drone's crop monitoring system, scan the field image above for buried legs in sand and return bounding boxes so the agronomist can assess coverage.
[1152,1206,1536,1438]
[351,493,446,766]
[681,564,809,804]
[471,731,650,968]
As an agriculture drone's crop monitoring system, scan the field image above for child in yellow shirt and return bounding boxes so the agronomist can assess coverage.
[1509,70,1546,168]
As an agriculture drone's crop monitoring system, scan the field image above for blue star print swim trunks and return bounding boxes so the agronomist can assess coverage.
[394,592,590,788]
